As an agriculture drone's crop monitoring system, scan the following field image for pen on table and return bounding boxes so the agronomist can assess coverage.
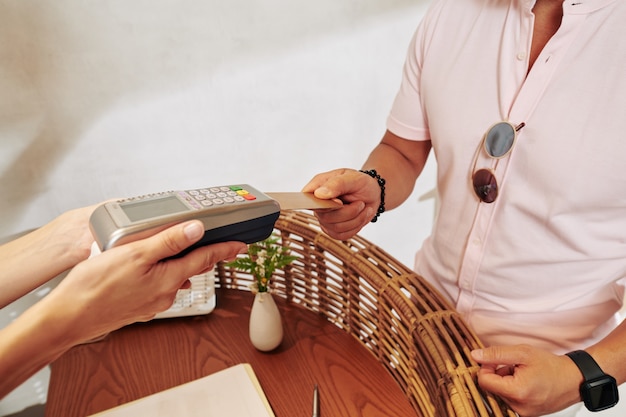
[312,383,319,417]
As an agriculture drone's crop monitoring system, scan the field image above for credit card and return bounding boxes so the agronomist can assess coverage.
[265,192,342,211]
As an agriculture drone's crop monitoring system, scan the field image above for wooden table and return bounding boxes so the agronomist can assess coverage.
[45,288,416,417]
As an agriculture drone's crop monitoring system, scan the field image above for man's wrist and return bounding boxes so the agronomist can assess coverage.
[359,169,386,223]
[566,350,619,412]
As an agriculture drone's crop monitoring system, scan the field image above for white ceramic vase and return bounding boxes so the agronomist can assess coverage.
[249,291,283,352]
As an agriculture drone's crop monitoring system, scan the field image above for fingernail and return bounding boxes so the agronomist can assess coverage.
[317,187,331,198]
[471,349,483,360]
[184,222,204,240]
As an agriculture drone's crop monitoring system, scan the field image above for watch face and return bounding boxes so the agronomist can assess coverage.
[582,376,619,411]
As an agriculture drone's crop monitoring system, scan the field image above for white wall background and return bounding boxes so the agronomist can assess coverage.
[0,1,437,415]
[0,0,438,270]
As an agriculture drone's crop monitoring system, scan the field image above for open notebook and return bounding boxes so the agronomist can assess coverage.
[88,363,275,417]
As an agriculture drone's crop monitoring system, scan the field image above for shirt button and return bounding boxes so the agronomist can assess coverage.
[472,238,482,246]
[516,52,527,61]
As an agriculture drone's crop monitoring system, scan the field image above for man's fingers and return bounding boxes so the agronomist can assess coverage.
[301,169,346,194]
[302,169,368,203]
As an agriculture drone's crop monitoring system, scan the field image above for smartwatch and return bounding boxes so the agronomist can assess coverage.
[565,350,619,412]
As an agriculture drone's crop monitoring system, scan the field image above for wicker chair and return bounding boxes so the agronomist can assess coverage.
[215,211,517,417]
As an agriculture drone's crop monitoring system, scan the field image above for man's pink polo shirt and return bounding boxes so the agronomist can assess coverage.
[387,0,626,352]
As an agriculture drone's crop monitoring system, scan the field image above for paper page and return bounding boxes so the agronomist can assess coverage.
[89,363,275,417]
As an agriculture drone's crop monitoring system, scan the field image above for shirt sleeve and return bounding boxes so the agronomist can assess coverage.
[386,4,439,142]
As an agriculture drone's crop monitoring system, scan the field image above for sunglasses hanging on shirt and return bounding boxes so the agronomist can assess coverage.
[471,121,525,203]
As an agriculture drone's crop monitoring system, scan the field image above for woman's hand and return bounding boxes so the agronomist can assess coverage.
[49,220,247,342]
[0,220,247,398]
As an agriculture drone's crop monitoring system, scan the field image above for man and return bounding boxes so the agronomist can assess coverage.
[0,203,246,398]
[303,0,626,415]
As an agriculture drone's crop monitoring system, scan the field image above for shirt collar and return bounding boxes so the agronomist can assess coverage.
[521,0,618,14]
[563,0,618,14]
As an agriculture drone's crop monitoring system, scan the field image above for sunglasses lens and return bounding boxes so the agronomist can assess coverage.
[472,168,498,203]
[485,122,516,158]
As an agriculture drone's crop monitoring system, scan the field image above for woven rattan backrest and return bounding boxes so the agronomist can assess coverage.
[215,211,517,417]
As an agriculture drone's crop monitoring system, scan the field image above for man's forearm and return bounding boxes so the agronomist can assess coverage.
[362,131,431,211]
[587,318,626,385]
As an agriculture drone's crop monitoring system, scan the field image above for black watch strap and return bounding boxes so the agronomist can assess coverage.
[566,349,619,412]
[565,350,605,380]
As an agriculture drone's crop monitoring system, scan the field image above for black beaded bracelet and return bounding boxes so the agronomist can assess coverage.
[359,169,386,223]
